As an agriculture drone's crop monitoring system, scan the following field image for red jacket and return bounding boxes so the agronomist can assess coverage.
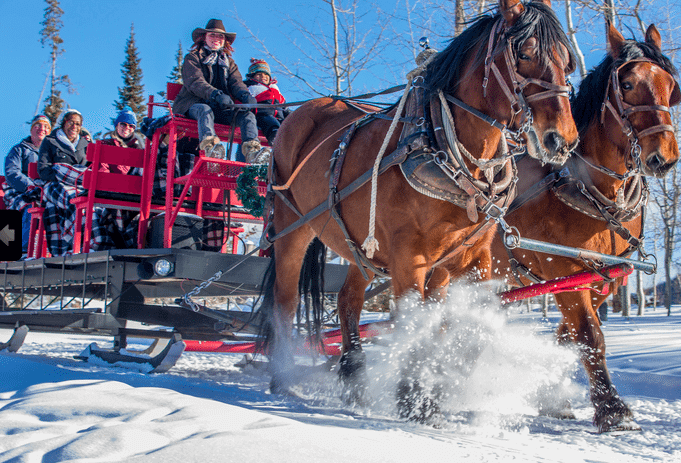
[244,78,286,120]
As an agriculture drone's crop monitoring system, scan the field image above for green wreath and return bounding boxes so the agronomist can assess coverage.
[235,164,268,217]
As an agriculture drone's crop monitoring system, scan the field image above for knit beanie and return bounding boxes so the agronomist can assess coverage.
[31,114,52,131]
[58,109,83,128]
[246,58,271,78]
[115,107,137,127]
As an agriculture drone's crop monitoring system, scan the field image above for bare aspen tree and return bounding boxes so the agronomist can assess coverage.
[603,0,616,24]
[651,163,681,316]
[564,0,587,78]
[636,251,645,315]
[455,0,466,36]
[235,0,394,97]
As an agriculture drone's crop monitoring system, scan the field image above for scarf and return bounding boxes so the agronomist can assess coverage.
[202,46,230,68]
[113,130,138,148]
[56,128,79,152]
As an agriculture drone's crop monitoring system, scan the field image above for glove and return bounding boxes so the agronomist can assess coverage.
[140,115,171,138]
[210,90,234,110]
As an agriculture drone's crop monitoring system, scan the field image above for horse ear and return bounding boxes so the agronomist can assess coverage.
[606,20,625,59]
[535,0,552,7]
[499,0,525,27]
[645,24,662,51]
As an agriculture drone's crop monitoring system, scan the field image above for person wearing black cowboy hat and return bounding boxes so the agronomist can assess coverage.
[172,18,270,164]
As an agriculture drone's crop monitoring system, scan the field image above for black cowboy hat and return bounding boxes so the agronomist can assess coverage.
[192,19,236,45]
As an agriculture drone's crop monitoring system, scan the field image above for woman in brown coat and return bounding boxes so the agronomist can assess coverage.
[172,19,270,164]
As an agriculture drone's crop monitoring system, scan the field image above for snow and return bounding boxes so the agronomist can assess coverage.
[1,289,680,462]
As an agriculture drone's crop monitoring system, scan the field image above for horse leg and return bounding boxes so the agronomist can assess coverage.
[337,265,374,405]
[388,247,448,424]
[267,228,315,394]
[424,266,450,302]
[553,292,638,432]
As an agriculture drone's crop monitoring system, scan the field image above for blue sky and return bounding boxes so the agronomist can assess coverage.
[0,0,614,157]
[0,0,302,154]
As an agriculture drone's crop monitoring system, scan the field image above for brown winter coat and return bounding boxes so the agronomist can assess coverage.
[172,47,253,116]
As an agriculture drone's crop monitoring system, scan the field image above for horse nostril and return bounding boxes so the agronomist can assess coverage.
[646,152,668,174]
[543,131,565,154]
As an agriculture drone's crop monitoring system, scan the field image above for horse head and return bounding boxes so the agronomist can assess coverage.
[577,22,680,178]
[427,0,578,168]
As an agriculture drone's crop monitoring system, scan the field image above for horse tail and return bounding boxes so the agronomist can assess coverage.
[255,236,327,355]
[255,244,278,354]
[298,237,327,349]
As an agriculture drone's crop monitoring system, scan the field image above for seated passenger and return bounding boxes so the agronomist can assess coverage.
[172,19,271,165]
[38,109,90,256]
[90,108,145,251]
[244,58,287,148]
[101,107,145,166]
[3,115,51,253]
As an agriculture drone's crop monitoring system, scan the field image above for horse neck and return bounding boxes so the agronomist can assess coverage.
[577,121,630,198]
[455,109,505,169]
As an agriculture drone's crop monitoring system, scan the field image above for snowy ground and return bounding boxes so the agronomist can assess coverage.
[1,287,680,463]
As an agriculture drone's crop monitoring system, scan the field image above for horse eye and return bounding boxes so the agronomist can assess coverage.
[621,82,633,91]
[518,52,531,61]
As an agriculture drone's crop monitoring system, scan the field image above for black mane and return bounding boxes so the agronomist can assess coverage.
[572,37,678,134]
[426,2,574,96]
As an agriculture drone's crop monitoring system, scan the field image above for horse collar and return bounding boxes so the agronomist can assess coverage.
[552,154,648,224]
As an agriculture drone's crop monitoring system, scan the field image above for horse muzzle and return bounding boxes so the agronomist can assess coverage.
[525,129,578,166]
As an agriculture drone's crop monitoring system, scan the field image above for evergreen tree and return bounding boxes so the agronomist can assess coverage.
[168,41,183,84]
[114,23,146,125]
[39,0,72,126]
[158,41,183,99]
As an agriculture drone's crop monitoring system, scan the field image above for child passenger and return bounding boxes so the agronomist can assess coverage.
[243,59,287,149]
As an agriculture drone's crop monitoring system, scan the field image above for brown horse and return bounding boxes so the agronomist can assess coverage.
[259,0,578,412]
[448,22,680,432]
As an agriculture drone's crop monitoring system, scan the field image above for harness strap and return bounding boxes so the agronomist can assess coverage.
[443,93,507,132]
[505,165,569,215]
[267,134,418,245]
[500,226,543,286]
[273,111,420,193]
[272,114,372,192]
[573,180,643,250]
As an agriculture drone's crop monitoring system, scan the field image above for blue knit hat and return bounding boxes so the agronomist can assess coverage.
[114,107,137,127]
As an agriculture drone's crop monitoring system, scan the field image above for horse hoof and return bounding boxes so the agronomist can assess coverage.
[598,416,642,433]
[396,379,444,426]
[539,400,576,420]
[340,380,369,407]
[269,378,307,398]
[338,350,368,406]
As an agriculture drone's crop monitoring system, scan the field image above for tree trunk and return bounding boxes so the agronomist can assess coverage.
[636,269,645,316]
[665,225,673,316]
[330,0,342,95]
[455,0,465,36]
[620,284,630,317]
[564,0,587,78]
[603,0,616,24]
[652,240,658,311]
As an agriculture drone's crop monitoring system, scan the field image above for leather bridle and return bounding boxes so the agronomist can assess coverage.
[599,57,681,176]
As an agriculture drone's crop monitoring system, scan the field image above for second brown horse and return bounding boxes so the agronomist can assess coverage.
[448,22,680,432]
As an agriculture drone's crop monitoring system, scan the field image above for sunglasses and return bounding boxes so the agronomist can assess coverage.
[118,122,136,129]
